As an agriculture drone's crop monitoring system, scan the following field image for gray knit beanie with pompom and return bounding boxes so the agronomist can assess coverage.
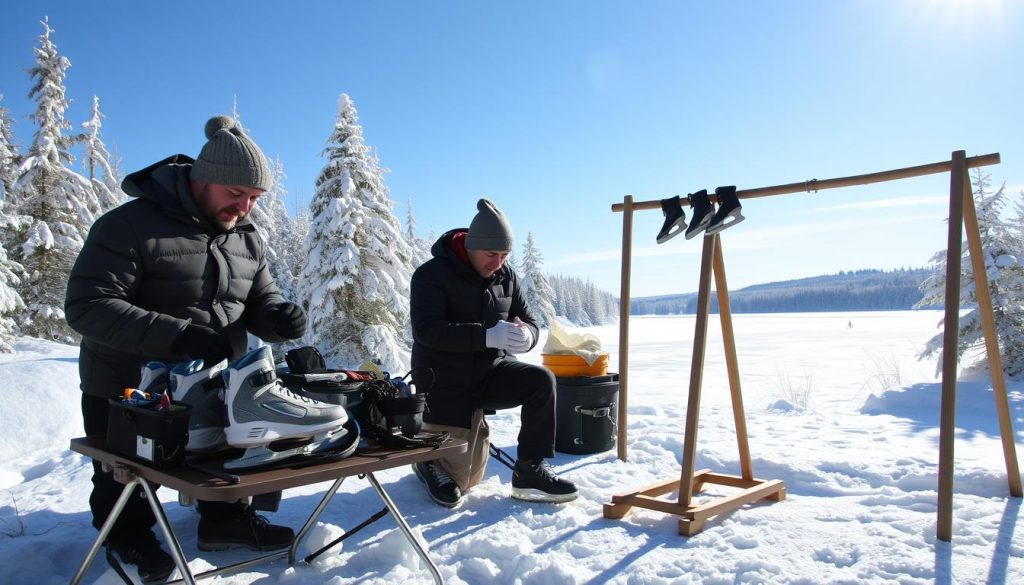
[191,115,272,191]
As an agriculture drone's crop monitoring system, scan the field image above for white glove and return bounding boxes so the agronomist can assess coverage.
[506,317,534,354]
[485,320,527,350]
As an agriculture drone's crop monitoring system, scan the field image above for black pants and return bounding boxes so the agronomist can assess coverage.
[81,394,246,542]
[474,360,556,461]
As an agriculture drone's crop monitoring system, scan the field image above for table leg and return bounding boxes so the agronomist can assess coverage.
[70,477,140,585]
[365,472,444,585]
[289,476,347,564]
[138,478,197,585]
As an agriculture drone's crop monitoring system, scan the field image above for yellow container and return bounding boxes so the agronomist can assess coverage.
[541,353,609,377]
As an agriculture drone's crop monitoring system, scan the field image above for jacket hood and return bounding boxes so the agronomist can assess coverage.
[121,154,253,231]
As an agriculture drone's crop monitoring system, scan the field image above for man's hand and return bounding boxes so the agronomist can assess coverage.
[485,320,527,351]
[505,317,534,354]
[266,302,307,339]
[172,324,232,366]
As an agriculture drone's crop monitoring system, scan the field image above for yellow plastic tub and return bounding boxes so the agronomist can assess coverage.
[541,353,609,377]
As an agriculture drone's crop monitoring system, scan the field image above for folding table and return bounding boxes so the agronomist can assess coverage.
[69,435,467,585]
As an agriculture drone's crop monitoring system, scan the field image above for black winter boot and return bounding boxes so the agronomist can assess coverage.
[197,507,294,551]
[106,532,175,584]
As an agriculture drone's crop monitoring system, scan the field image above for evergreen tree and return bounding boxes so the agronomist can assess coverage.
[299,94,413,372]
[80,95,124,213]
[0,94,21,207]
[518,231,556,326]
[253,156,299,301]
[916,169,1024,377]
[10,18,99,343]
[0,232,25,352]
[404,196,431,268]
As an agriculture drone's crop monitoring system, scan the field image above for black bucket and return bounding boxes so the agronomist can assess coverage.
[555,374,618,455]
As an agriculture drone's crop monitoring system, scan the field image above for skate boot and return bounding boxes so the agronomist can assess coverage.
[656,195,687,244]
[706,185,745,235]
[137,361,169,395]
[511,459,578,503]
[169,359,229,453]
[684,189,714,239]
[413,460,463,508]
[222,346,357,470]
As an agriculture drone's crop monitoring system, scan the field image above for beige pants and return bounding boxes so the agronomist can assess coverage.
[422,409,490,492]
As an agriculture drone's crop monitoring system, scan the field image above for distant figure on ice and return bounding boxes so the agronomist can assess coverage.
[848,320,853,329]
[409,198,578,508]
[65,116,306,583]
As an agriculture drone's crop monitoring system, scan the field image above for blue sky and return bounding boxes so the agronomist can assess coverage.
[1,1,1021,298]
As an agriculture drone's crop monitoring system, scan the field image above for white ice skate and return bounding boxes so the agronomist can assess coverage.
[222,346,357,470]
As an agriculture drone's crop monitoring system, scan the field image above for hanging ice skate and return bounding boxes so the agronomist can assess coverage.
[656,195,687,244]
[221,346,359,471]
[684,189,714,239]
[705,185,745,235]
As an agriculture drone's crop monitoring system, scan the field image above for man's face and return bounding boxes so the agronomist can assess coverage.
[468,249,509,278]
[191,182,263,231]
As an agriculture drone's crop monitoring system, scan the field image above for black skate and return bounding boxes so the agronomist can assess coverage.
[656,195,687,244]
[511,459,578,503]
[706,185,745,235]
[684,189,714,239]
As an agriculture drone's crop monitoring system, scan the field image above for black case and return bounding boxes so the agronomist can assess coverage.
[105,398,192,469]
[554,374,619,455]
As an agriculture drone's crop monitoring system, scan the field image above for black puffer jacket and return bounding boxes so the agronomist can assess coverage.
[410,229,540,428]
[65,155,287,398]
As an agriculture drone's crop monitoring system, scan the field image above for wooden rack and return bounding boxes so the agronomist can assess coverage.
[606,151,1020,541]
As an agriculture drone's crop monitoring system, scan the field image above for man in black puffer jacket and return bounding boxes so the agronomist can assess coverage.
[410,198,577,509]
[66,116,305,583]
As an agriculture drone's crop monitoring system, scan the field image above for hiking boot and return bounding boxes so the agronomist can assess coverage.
[197,508,295,551]
[107,533,175,584]
[413,460,462,508]
[511,459,578,503]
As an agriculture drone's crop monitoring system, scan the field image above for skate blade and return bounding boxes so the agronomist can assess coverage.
[705,211,746,236]
[656,219,687,244]
[684,215,713,240]
[510,486,579,504]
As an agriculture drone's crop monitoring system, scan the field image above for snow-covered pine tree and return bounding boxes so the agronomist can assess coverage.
[299,94,413,372]
[10,18,100,343]
[0,236,25,352]
[253,156,300,301]
[404,196,431,268]
[81,95,125,213]
[915,169,1024,377]
[518,231,556,327]
[0,94,21,208]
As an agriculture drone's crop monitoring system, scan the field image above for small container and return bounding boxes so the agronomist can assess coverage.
[542,353,609,377]
[106,397,192,468]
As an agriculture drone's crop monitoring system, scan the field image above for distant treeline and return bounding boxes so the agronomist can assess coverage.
[631,268,936,315]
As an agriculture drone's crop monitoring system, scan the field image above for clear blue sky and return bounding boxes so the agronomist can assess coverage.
[2,1,1021,298]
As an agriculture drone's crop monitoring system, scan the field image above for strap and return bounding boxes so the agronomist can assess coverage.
[304,506,390,563]
[488,444,516,471]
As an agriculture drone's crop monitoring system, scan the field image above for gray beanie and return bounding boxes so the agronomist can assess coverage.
[465,198,514,251]
[191,115,273,191]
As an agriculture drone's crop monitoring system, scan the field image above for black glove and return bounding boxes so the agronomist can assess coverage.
[171,324,232,366]
[266,302,307,339]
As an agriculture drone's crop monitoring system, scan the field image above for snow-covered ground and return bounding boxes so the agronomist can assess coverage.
[1,310,1022,584]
